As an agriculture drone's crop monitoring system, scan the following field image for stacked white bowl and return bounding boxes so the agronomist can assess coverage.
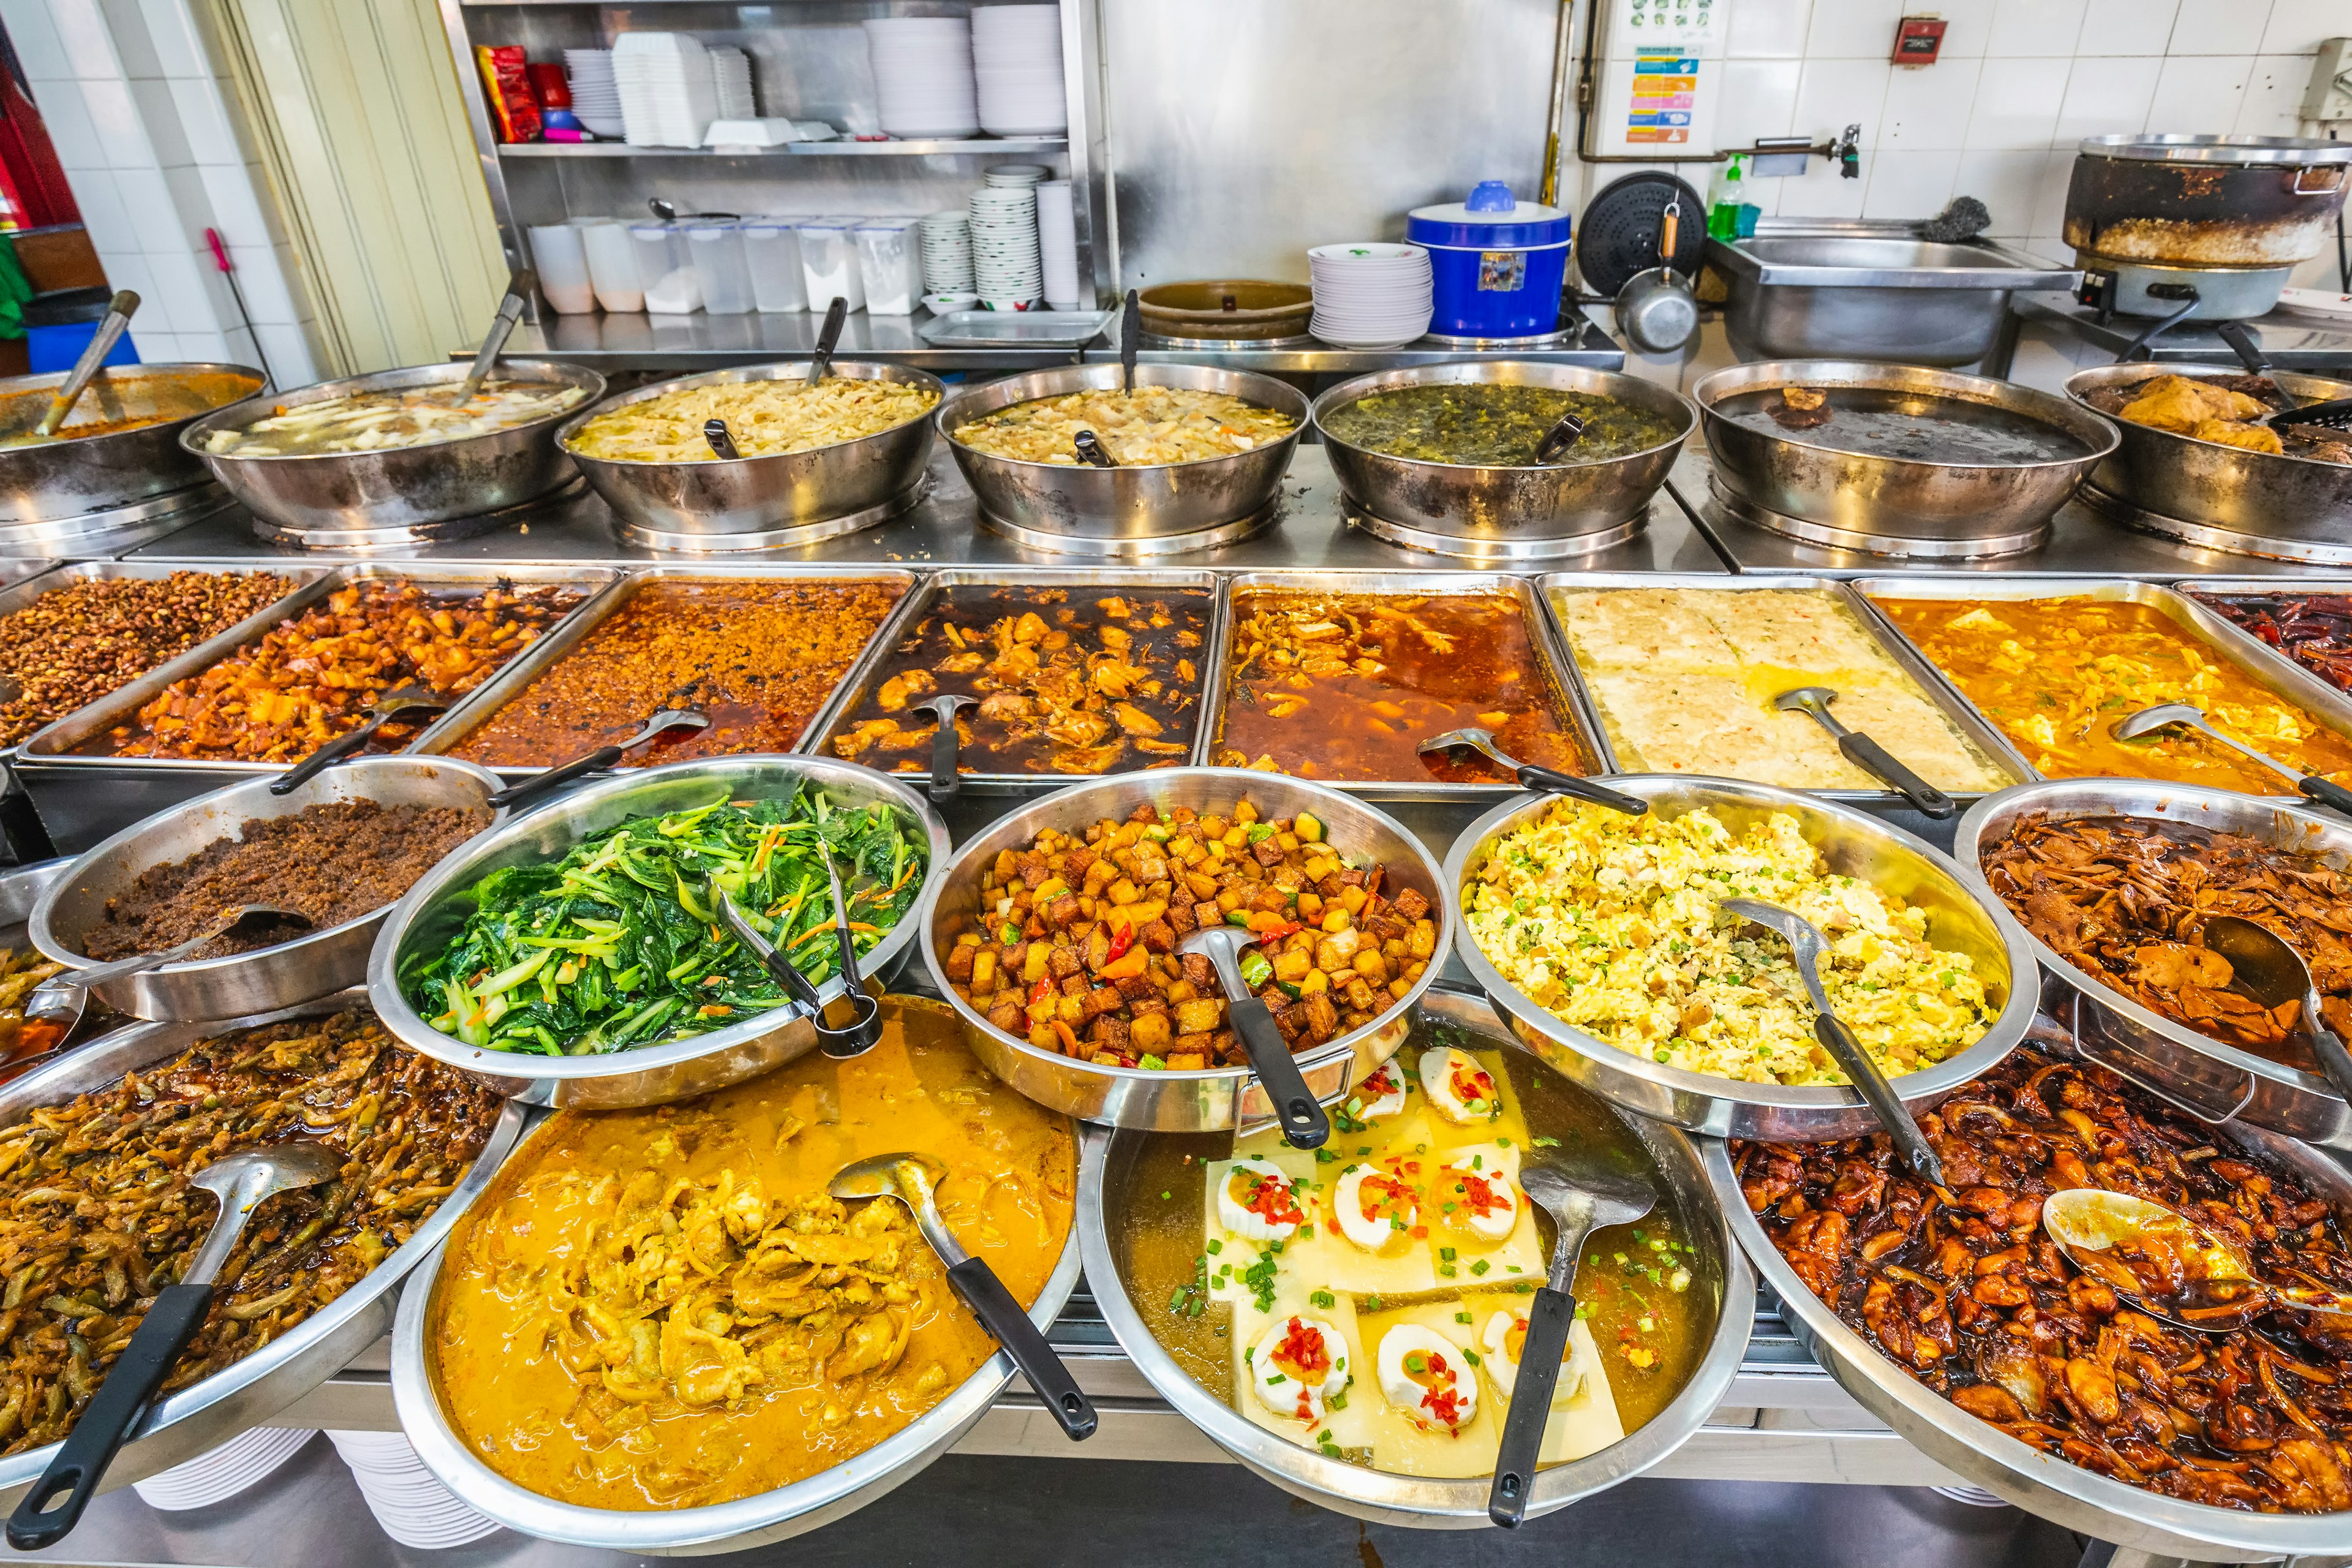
[863,17,979,140]
[1308,242,1435,348]
[565,49,623,139]
[1036,178,1080,309]
[971,5,1066,135]
[983,162,1048,189]
[921,209,976,293]
[708,45,755,119]
[968,184,1042,308]
[614,32,716,148]
[328,1431,501,1551]
[132,1427,318,1512]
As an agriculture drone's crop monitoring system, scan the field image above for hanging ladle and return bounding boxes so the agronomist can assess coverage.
[458,271,533,403]
[1773,686,1953,818]
[2042,1187,2352,1330]
[488,707,708,811]
[271,684,447,796]
[2113,701,2352,815]
[2198,915,2352,1102]
[1173,924,1328,1149]
[17,903,314,1063]
[1417,727,1646,815]
[32,290,139,440]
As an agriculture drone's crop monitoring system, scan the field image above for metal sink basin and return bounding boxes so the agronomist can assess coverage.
[1710,228,2079,367]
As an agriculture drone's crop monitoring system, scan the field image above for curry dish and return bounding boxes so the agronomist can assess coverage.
[1872,595,2352,795]
[431,997,1072,1512]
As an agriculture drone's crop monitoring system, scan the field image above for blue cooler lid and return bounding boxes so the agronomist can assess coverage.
[1407,181,1570,248]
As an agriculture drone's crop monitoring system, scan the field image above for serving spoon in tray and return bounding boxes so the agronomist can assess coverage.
[1175,923,1330,1150]
[15,903,314,1063]
[271,684,448,797]
[1417,727,1646,815]
[2197,915,2352,1102]
[1771,686,1953,819]
[487,707,709,811]
[911,693,978,802]
[2113,701,2352,816]
[2042,1186,2352,1331]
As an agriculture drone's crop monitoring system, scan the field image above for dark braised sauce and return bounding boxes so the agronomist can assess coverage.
[1320,385,1680,466]
[2192,592,2352,696]
[1714,385,2096,465]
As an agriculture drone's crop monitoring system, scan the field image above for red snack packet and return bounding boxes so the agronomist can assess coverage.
[474,46,542,143]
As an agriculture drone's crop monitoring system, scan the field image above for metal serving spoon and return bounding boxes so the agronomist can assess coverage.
[271,684,447,797]
[19,904,314,1054]
[1719,898,1944,1186]
[488,707,708,811]
[1174,924,1328,1149]
[912,693,978,803]
[1488,1165,1654,1528]
[1772,686,1953,819]
[6,1139,342,1548]
[2114,701,2352,815]
[805,296,848,386]
[828,1151,1097,1441]
[2199,915,2352,1101]
[1417,727,1647,815]
[709,883,878,1057]
[458,271,532,403]
[1071,429,1116,468]
[32,291,138,440]
[2041,1187,2352,1331]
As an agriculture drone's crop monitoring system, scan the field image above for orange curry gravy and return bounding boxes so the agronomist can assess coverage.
[1875,595,2352,795]
[430,997,1073,1512]
[1213,591,1585,783]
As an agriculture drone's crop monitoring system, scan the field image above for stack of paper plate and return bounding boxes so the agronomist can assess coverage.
[613,32,715,148]
[708,45,755,119]
[132,1427,318,1512]
[328,1431,502,1551]
[564,50,623,140]
[863,17,979,140]
[1308,242,1435,349]
[971,4,1066,136]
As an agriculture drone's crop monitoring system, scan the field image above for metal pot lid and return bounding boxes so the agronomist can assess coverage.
[2077,134,2352,166]
[1409,181,1570,248]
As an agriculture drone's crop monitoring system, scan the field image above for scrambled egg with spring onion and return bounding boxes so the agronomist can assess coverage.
[1464,801,1992,1086]
[566,377,938,463]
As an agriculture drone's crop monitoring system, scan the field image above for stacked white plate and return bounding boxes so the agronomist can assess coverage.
[983,163,1048,188]
[968,184,1042,307]
[132,1427,317,1512]
[863,17,978,140]
[328,1431,501,1551]
[708,45,755,119]
[971,4,1066,136]
[920,209,976,292]
[614,32,716,148]
[1308,241,1434,348]
[565,49,623,140]
[1036,178,1080,309]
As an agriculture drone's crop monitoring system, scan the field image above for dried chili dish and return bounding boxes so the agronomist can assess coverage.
[2190,591,2352,698]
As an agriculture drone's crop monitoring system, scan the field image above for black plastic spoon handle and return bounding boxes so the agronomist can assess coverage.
[271,714,388,796]
[816,987,884,1058]
[1837,732,1954,819]
[1072,429,1115,468]
[1816,1013,1943,1186]
[1488,1283,1575,1528]
[2303,775,2352,816]
[1232,995,1329,1148]
[944,1256,1096,1441]
[1515,765,1648,816]
[703,418,741,459]
[7,1281,212,1549]
[488,743,627,810]
[1120,288,1140,393]
[928,718,962,802]
[807,296,848,383]
[2215,318,2268,376]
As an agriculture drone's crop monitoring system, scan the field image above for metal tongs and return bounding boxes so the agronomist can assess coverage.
[710,870,881,1058]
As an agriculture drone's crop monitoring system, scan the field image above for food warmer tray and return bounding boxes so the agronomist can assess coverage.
[801,565,1230,795]
[0,990,526,1515]
[918,311,1111,349]
[9,562,623,853]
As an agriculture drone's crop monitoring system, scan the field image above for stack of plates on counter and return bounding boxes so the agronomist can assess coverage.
[564,49,623,140]
[328,1431,501,1551]
[1037,178,1080,309]
[984,163,1049,188]
[613,32,716,148]
[968,183,1042,308]
[707,45,755,119]
[863,16,979,140]
[970,4,1066,135]
[921,209,976,292]
[1308,241,1434,348]
[132,1427,318,1512]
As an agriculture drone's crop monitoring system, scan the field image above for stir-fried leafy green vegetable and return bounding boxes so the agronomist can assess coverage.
[402,786,927,1055]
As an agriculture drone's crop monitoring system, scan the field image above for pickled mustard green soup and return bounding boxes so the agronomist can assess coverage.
[1321,385,1682,466]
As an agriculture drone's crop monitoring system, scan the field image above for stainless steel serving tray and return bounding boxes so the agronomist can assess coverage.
[0,990,524,1513]
[413,564,925,790]
[1444,775,2040,1140]
[804,567,1227,795]
[1207,571,1607,803]
[368,756,951,1109]
[2170,577,2352,695]
[1534,571,2033,810]
[1078,986,1754,1529]
[921,768,1450,1131]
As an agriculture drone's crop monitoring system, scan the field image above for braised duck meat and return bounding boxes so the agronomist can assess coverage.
[2192,592,2352,697]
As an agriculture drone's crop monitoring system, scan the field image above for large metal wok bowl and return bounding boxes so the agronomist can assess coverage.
[367,756,949,1109]
[0,363,263,523]
[31,755,504,1023]
[1955,778,2352,1150]
[923,769,1449,1130]
[1311,361,1696,560]
[556,361,944,550]
[2065,362,2352,557]
[1079,987,1752,1529]
[1444,777,2040,1141]
[1692,361,2117,554]
[180,358,605,537]
[0,992,524,1513]
[936,364,1308,549]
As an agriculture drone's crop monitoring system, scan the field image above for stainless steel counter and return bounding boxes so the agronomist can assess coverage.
[2013,295,2352,372]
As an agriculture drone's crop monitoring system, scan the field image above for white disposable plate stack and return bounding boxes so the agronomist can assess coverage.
[982,162,1048,188]
[1036,178,1080,309]
[708,45,755,119]
[328,1431,502,1551]
[1308,241,1435,349]
[614,32,716,148]
[564,49,623,140]
[968,184,1042,308]
[132,1427,318,1512]
[863,17,979,140]
[970,4,1066,136]
[921,209,976,293]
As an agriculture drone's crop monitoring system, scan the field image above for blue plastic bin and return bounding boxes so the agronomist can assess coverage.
[27,320,140,374]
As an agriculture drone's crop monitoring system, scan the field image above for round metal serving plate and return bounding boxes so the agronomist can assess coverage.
[32,755,505,1023]
[1340,498,1647,562]
[1309,362,1695,557]
[181,359,605,535]
[1704,475,2049,560]
[620,474,930,553]
[1442,775,2041,1141]
[391,1036,1083,1555]
[0,990,525,1513]
[0,363,264,525]
[1692,360,2117,548]
[368,756,950,1109]
[1419,328,1576,350]
[557,360,943,543]
[974,497,1279,558]
[1077,986,1752,1529]
[922,768,1452,1131]
[1703,1110,2352,1560]
[1953,778,2352,1150]
[247,474,589,552]
[935,363,1309,548]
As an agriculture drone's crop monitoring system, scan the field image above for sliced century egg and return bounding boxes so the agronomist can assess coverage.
[1248,1313,1351,1423]
[1350,1060,1408,1121]
[1419,1046,1501,1125]
[1482,1310,1528,1397]
[1332,1163,1415,1251]
[1376,1323,1477,1433]
[1441,1153,1518,1241]
[1217,1158,1306,1242]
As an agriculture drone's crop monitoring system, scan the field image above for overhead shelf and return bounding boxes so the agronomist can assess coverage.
[498,138,1067,158]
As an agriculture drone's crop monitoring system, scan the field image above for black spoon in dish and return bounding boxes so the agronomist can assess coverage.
[1417,728,1646,815]
[488,707,709,810]
[806,296,848,386]
[271,684,446,796]
[1772,686,1953,818]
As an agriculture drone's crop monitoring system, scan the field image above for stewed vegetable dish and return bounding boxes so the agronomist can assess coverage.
[1319,383,1681,466]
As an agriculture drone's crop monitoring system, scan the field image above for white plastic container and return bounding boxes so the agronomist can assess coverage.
[630,221,703,314]
[797,217,866,312]
[687,221,753,314]
[853,219,922,314]
[741,220,808,312]
[527,224,596,314]
[579,219,643,313]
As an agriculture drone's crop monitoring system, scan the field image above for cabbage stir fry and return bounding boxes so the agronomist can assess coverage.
[200,379,586,458]
[405,788,927,1055]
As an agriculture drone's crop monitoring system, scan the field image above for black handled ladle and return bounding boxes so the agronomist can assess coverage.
[271,685,447,796]
[1071,429,1115,468]
[1417,727,1646,815]
[704,418,741,459]
[806,296,848,386]
[1175,924,1327,1149]
[1119,287,1140,393]
[913,693,977,802]
[2114,701,2352,816]
[487,707,709,812]
[1773,686,1953,818]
